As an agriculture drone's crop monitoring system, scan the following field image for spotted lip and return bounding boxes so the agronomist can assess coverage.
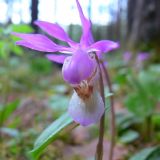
[73,65,99,101]
[74,84,93,100]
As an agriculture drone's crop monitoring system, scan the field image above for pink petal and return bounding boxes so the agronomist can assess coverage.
[123,51,132,62]
[68,90,105,126]
[34,21,77,47]
[16,40,58,52]
[136,52,150,62]
[89,40,119,54]
[46,54,69,64]
[12,32,73,53]
[12,32,59,52]
[62,49,96,84]
[76,0,94,46]
[57,47,74,54]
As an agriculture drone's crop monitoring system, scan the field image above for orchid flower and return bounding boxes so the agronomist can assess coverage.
[12,0,119,126]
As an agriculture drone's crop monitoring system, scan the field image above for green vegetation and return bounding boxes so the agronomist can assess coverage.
[0,23,160,160]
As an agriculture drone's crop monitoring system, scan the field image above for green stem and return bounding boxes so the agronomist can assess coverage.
[142,115,152,142]
[147,115,152,141]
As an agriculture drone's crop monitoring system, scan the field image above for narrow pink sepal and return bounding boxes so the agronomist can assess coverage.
[75,0,94,46]
[34,21,77,47]
[12,32,59,52]
[46,54,69,64]
[89,40,119,54]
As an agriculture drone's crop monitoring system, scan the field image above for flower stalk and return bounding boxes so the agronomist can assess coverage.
[95,54,105,160]
[101,62,116,160]
[95,56,116,160]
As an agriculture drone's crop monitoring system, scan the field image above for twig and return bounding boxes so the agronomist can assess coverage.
[95,55,105,160]
[101,62,116,160]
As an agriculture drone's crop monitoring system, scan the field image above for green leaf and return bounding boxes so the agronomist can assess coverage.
[125,93,154,118]
[116,112,140,132]
[119,130,139,143]
[130,146,160,160]
[12,45,23,56]
[104,91,113,111]
[11,24,34,33]
[30,113,75,159]
[51,85,68,94]
[0,127,20,138]
[105,92,114,98]
[0,99,20,124]
[48,95,69,112]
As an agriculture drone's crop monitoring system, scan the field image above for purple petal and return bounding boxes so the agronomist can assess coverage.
[35,21,77,47]
[136,52,150,62]
[57,46,74,54]
[76,0,94,46]
[62,49,96,84]
[46,54,69,64]
[88,40,119,54]
[16,40,57,52]
[68,90,105,126]
[123,51,132,62]
[12,32,59,52]
[12,32,74,53]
